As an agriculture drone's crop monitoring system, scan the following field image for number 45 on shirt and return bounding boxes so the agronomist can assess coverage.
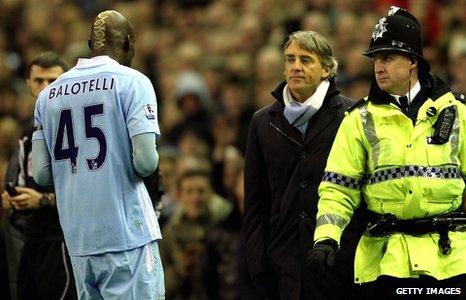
[54,103,107,174]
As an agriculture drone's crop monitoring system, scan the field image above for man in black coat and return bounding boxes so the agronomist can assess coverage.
[242,31,365,299]
[1,52,77,299]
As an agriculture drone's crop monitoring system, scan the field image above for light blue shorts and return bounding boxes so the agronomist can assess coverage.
[70,241,164,300]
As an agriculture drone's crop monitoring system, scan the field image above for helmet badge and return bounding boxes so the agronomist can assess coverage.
[388,6,400,16]
[372,17,388,41]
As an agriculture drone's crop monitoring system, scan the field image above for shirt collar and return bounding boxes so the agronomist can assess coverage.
[390,80,421,104]
[75,55,120,69]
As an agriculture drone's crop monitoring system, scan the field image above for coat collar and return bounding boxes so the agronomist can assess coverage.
[367,74,451,105]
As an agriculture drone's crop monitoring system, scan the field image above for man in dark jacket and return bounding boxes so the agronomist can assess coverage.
[242,30,365,299]
[1,52,77,299]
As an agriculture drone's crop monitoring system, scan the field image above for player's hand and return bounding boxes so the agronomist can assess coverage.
[1,191,12,209]
[10,187,42,210]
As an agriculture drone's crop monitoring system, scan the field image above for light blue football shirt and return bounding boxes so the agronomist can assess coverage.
[32,56,161,256]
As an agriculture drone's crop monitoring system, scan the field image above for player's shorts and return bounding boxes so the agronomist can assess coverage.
[70,240,164,299]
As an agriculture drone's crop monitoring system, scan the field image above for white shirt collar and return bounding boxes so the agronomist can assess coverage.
[390,80,421,104]
[283,80,330,110]
[75,55,120,69]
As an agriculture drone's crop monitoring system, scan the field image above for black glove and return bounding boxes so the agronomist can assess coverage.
[306,239,338,276]
[252,271,279,300]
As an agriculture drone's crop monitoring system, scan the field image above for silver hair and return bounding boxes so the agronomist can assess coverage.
[282,31,338,80]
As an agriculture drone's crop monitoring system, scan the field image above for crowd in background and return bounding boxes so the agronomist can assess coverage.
[0,0,465,298]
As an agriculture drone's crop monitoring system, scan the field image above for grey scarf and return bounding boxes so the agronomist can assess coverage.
[283,81,330,135]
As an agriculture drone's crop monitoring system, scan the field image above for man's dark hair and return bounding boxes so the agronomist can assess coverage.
[27,52,68,78]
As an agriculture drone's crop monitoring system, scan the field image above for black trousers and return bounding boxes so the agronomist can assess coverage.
[364,275,466,299]
[17,241,77,300]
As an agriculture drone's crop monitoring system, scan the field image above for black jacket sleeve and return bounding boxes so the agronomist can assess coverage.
[5,146,19,185]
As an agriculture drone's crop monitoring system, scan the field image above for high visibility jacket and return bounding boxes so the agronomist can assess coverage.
[314,78,466,284]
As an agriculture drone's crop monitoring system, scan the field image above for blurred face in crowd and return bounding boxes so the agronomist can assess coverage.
[373,51,417,96]
[283,41,330,102]
[180,94,202,116]
[159,158,177,194]
[178,131,209,157]
[179,175,211,220]
[27,65,64,98]
[234,170,245,214]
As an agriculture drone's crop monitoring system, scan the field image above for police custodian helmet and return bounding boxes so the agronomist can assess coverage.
[364,6,431,76]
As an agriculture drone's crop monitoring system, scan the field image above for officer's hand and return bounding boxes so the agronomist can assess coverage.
[252,271,279,300]
[306,239,338,276]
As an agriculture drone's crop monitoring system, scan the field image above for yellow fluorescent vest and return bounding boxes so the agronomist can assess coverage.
[314,91,466,283]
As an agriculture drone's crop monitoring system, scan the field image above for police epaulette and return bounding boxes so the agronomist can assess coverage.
[453,91,466,104]
[346,98,366,112]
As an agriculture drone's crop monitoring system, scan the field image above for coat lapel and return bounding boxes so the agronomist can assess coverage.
[269,101,303,146]
[303,94,341,146]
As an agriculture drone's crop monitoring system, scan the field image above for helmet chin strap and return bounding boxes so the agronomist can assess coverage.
[408,67,412,110]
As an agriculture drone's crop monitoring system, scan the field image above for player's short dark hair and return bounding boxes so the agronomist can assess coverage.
[27,52,69,78]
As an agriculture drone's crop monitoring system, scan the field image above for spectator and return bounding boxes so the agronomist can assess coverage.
[193,155,259,299]
[158,146,181,228]
[160,170,225,299]
[167,71,213,146]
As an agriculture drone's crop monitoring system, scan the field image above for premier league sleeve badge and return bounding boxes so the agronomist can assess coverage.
[144,104,156,120]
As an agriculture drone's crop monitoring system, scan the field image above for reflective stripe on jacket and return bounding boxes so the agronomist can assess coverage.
[314,89,466,283]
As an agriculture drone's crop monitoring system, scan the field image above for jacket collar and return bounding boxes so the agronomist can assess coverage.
[367,74,451,105]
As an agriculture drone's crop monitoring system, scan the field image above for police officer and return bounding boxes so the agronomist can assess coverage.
[307,6,466,299]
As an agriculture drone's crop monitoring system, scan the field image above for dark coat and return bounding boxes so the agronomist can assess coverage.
[243,81,365,300]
